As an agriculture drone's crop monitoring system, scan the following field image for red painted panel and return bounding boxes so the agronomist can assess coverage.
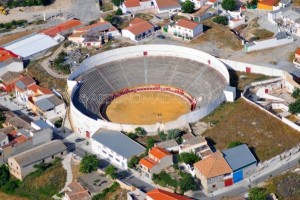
[224,178,233,187]
[265,88,268,93]
[246,67,251,73]
[143,51,148,56]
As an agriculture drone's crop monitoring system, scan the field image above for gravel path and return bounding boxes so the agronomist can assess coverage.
[61,153,73,192]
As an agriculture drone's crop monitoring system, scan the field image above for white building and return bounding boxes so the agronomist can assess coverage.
[120,0,153,13]
[226,11,246,29]
[268,8,300,37]
[167,18,203,39]
[122,18,155,41]
[0,132,9,147]
[0,48,23,76]
[154,0,181,13]
[91,130,145,170]
[3,33,59,60]
[181,0,206,9]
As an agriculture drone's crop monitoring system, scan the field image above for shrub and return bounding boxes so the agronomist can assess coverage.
[54,118,63,128]
[80,154,99,174]
[158,131,167,141]
[179,173,198,194]
[115,8,123,15]
[248,187,267,200]
[128,156,139,168]
[105,165,117,179]
[135,127,146,136]
[0,165,9,187]
[152,171,178,188]
[221,0,236,11]
[227,141,243,148]
[181,0,195,13]
[212,16,229,26]
[289,99,300,114]
[292,88,300,99]
[179,152,201,165]
[127,132,138,139]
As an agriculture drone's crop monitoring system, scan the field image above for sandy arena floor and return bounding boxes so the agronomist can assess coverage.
[106,91,191,125]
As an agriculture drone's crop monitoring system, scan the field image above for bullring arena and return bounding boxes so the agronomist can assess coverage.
[67,45,235,137]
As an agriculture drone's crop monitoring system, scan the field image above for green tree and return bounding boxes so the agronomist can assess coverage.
[112,0,123,6]
[179,173,198,194]
[152,171,178,188]
[1,180,20,194]
[105,165,117,179]
[158,131,167,141]
[166,129,182,142]
[0,165,9,187]
[248,187,267,200]
[80,154,99,174]
[127,132,138,140]
[135,127,146,136]
[227,141,243,148]
[105,14,114,22]
[128,156,139,168]
[179,152,201,165]
[146,137,157,152]
[181,0,195,13]
[292,88,300,99]
[212,16,229,25]
[289,99,300,114]
[221,0,236,11]
[115,8,123,15]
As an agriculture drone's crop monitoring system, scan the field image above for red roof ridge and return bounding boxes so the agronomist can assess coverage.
[147,188,192,200]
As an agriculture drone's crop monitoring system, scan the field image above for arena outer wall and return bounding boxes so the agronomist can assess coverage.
[67,45,232,137]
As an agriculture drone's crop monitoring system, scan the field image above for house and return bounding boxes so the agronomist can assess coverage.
[222,144,257,183]
[28,93,66,120]
[42,19,83,38]
[155,139,179,152]
[278,0,291,8]
[154,0,181,13]
[139,146,173,179]
[3,33,59,60]
[0,48,23,76]
[120,0,153,13]
[257,0,279,11]
[294,49,300,68]
[244,32,294,52]
[3,111,32,129]
[0,132,8,147]
[268,8,300,37]
[31,119,52,130]
[191,5,216,22]
[179,134,212,159]
[226,11,246,29]
[63,180,91,200]
[122,18,155,41]
[15,76,36,103]
[167,19,203,40]
[91,130,145,169]
[0,71,23,93]
[8,140,67,180]
[206,0,218,8]
[181,0,206,9]
[146,188,192,200]
[194,151,232,194]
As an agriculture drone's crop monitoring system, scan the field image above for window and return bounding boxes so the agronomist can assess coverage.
[109,154,113,158]
[52,156,54,159]
[102,150,106,154]
[212,185,216,188]
[61,152,63,155]
[16,167,18,170]
[116,158,120,162]
[10,162,12,166]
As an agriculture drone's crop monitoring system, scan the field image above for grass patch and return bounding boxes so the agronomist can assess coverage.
[25,61,67,92]
[0,192,28,200]
[134,13,153,21]
[192,19,243,51]
[202,99,300,161]
[253,29,274,40]
[265,172,300,200]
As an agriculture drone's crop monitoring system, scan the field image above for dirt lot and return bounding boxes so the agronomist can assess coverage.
[0,192,28,200]
[265,172,300,200]
[0,29,36,46]
[202,98,300,161]
[192,19,243,51]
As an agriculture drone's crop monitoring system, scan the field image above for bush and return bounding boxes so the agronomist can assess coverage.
[146,137,157,152]
[181,0,195,13]
[128,156,139,169]
[248,187,267,200]
[54,118,63,128]
[292,88,300,99]
[115,8,123,15]
[135,127,146,136]
[166,129,182,143]
[158,131,167,141]
[227,141,243,148]
[179,152,201,165]
[289,99,300,114]
[0,165,9,187]
[152,171,178,188]
[212,16,229,25]
[92,182,120,200]
[221,0,236,11]
[112,0,123,6]
[127,132,138,140]
[1,179,20,194]
[105,165,117,179]
[179,173,198,194]
[80,154,99,174]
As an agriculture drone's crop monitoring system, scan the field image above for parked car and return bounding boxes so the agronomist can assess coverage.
[28,112,36,117]
[157,35,165,39]
[75,138,86,143]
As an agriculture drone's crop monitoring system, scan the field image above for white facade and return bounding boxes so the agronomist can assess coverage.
[91,138,129,169]
[181,0,206,9]
[122,27,155,41]
[42,102,66,120]
[120,0,153,13]
[0,134,9,147]
[153,0,181,13]
[168,22,203,39]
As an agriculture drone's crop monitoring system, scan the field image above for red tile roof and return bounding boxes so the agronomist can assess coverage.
[208,0,217,3]
[295,48,300,55]
[155,0,180,9]
[13,135,28,144]
[27,85,52,95]
[42,20,82,37]
[123,18,154,36]
[149,146,171,160]
[139,157,157,169]
[124,0,140,7]
[0,47,20,62]
[147,189,192,200]
[194,151,232,178]
[65,181,90,200]
[176,19,200,30]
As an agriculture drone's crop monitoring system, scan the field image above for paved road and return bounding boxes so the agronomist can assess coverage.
[71,0,100,23]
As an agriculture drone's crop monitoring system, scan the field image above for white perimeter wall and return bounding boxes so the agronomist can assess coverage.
[68,45,230,136]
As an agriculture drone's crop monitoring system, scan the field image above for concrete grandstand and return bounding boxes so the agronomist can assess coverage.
[67,45,235,137]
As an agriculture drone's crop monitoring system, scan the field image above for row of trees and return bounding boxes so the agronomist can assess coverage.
[5,0,53,8]
[52,51,71,75]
